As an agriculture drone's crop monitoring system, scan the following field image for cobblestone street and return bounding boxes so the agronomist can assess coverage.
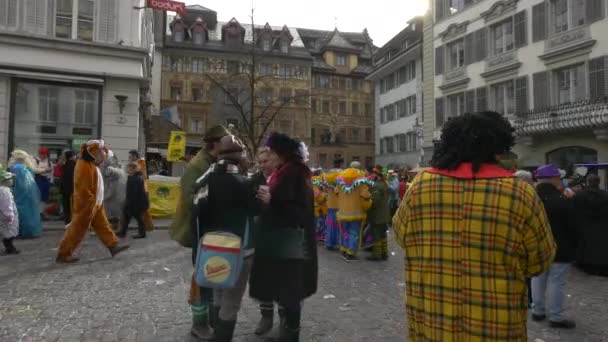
[1,229,607,342]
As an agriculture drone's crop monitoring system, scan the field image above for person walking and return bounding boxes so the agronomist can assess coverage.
[193,135,257,341]
[8,150,42,238]
[34,147,53,220]
[322,170,341,251]
[129,150,154,232]
[532,164,578,329]
[572,174,608,274]
[366,167,390,261]
[169,125,229,341]
[312,174,327,243]
[118,163,149,239]
[0,167,19,255]
[249,132,318,341]
[56,140,130,263]
[393,112,556,341]
[61,151,77,224]
[335,167,372,261]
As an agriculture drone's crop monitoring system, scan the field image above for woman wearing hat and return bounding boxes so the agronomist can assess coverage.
[0,166,19,255]
[8,150,42,238]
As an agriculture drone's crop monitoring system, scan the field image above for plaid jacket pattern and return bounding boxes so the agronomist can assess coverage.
[393,171,556,342]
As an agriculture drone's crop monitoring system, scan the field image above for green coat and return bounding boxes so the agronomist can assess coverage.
[169,150,212,248]
[367,181,391,225]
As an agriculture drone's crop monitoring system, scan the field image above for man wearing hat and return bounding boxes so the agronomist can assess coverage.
[168,125,229,341]
[532,164,577,329]
[0,166,19,255]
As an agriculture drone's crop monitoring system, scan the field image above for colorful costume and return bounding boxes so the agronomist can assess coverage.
[0,166,19,254]
[367,174,391,260]
[323,171,341,250]
[312,175,327,242]
[8,151,42,238]
[335,168,372,257]
[57,140,129,262]
[101,150,127,227]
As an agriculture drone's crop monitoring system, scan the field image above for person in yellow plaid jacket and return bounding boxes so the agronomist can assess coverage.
[312,174,327,242]
[393,112,556,341]
[335,168,372,261]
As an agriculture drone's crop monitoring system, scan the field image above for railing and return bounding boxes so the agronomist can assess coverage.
[515,98,608,135]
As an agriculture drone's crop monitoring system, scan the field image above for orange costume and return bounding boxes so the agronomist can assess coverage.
[57,140,129,263]
[136,158,154,231]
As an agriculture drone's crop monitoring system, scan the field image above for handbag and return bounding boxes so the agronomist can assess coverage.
[194,220,250,289]
[255,226,311,260]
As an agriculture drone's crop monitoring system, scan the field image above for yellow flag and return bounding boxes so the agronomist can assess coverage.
[167,131,186,162]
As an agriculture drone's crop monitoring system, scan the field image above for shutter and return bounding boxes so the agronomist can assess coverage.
[0,0,18,28]
[436,0,445,21]
[476,87,487,111]
[514,10,527,48]
[515,76,529,114]
[24,0,47,35]
[589,56,606,100]
[435,97,445,127]
[532,2,547,42]
[475,28,487,62]
[533,71,549,109]
[96,0,117,43]
[464,32,475,65]
[435,46,444,75]
[587,0,605,23]
[465,89,476,113]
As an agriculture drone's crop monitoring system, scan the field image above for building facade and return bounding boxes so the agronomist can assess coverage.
[425,0,608,172]
[297,28,376,169]
[155,5,312,154]
[0,0,152,164]
[368,18,424,170]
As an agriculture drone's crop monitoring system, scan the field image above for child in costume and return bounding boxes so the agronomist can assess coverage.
[8,150,42,238]
[323,170,341,251]
[102,150,127,229]
[312,174,327,243]
[0,166,19,255]
[335,168,372,260]
[56,140,130,263]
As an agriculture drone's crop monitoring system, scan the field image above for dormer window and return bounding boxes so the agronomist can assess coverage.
[263,39,272,51]
[191,17,208,46]
[170,16,188,43]
[259,23,273,52]
[280,41,289,53]
[222,18,245,49]
[336,54,347,66]
[278,25,293,54]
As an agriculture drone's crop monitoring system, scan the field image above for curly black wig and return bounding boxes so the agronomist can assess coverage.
[265,132,303,161]
[431,111,515,173]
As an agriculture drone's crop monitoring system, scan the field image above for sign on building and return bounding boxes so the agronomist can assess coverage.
[146,0,187,14]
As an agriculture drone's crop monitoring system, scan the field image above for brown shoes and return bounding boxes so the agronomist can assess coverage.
[56,255,80,263]
[108,243,130,257]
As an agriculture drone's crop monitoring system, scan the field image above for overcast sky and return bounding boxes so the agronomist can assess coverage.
[183,0,429,46]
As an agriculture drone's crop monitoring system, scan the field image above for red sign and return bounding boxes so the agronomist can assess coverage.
[147,0,186,14]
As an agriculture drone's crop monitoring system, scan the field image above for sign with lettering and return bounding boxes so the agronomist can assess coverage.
[146,0,186,14]
[167,131,186,162]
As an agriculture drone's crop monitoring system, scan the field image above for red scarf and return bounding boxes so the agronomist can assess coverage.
[428,162,514,179]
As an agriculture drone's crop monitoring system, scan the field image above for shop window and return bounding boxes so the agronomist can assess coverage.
[546,146,597,174]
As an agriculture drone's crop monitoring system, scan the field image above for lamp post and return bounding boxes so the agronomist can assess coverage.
[413,117,424,167]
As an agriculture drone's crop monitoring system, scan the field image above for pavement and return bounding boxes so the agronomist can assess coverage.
[42,219,174,231]
[0,228,607,341]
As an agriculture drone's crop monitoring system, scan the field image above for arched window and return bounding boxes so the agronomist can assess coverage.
[546,146,598,175]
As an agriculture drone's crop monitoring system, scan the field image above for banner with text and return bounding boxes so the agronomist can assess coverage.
[147,0,186,14]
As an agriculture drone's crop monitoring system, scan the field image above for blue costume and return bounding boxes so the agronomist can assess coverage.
[10,163,42,238]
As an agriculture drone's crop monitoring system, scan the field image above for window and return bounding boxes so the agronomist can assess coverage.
[311,99,318,113]
[262,39,271,51]
[552,0,585,34]
[492,18,514,55]
[323,101,330,113]
[74,90,95,124]
[398,134,407,152]
[365,156,373,168]
[295,90,308,106]
[352,102,360,115]
[447,39,465,70]
[386,73,396,91]
[280,41,289,53]
[449,0,465,14]
[314,75,330,88]
[227,61,240,75]
[38,87,59,122]
[351,128,360,142]
[225,86,239,104]
[339,101,347,114]
[192,87,204,102]
[352,79,361,91]
[365,103,372,116]
[0,0,19,30]
[190,119,204,134]
[386,104,395,121]
[409,95,417,114]
[170,86,182,101]
[259,63,273,76]
[279,65,294,79]
[492,81,515,115]
[55,0,95,41]
[258,87,273,106]
[338,78,346,90]
[380,79,386,93]
[279,88,292,104]
[386,137,395,153]
[336,54,347,66]
[398,67,407,85]
[191,58,206,73]
[171,57,184,72]
[365,128,372,142]
[556,64,586,104]
[447,93,465,119]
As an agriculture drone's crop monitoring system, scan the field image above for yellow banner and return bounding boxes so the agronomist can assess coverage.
[167,131,186,162]
[148,179,181,218]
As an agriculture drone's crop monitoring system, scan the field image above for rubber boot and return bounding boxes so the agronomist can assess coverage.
[255,308,274,335]
[191,304,215,340]
[215,319,237,342]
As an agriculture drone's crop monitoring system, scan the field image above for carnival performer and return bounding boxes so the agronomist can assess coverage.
[335,167,372,260]
[323,170,341,251]
[129,150,154,231]
[387,170,400,216]
[8,150,42,238]
[366,167,390,261]
[312,173,327,243]
[34,147,53,220]
[169,125,229,341]
[102,150,127,229]
[56,140,130,263]
[0,166,19,255]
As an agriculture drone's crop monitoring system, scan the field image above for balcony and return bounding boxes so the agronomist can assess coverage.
[515,99,608,138]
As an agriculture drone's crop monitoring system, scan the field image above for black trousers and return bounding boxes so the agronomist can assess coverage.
[2,238,17,253]
[62,192,72,224]
[120,209,146,235]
